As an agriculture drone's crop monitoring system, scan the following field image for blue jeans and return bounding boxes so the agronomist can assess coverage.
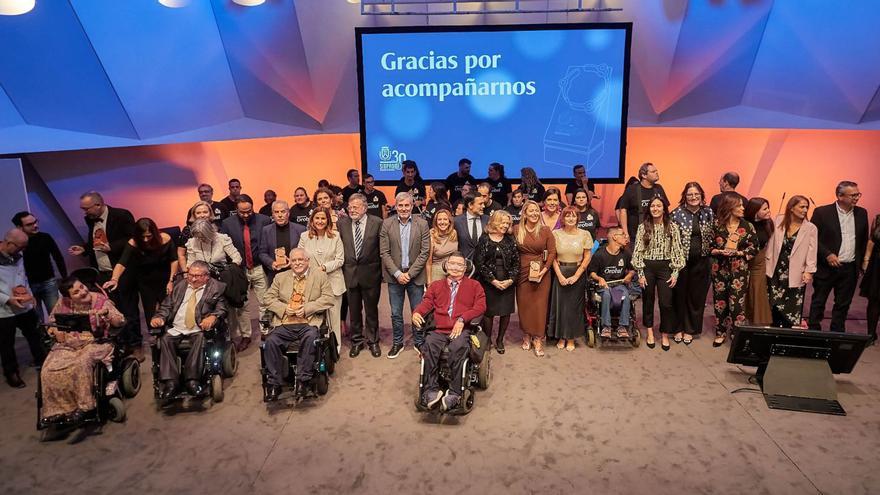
[600,286,631,328]
[29,278,60,323]
[387,282,424,347]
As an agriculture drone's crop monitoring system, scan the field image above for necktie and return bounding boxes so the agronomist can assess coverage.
[184,288,198,329]
[354,220,363,259]
[448,281,459,317]
[243,222,254,269]
[471,217,478,241]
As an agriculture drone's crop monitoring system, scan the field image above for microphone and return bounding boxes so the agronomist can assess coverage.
[777,192,786,215]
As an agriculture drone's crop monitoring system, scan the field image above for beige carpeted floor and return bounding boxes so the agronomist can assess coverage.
[1,290,878,495]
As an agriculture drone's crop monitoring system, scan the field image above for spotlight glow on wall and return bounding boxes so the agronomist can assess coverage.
[0,0,35,15]
[232,0,265,6]
[158,0,190,7]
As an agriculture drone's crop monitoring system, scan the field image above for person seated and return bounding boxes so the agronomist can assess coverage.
[412,252,486,412]
[263,247,335,401]
[39,275,124,424]
[149,261,228,398]
[587,227,635,339]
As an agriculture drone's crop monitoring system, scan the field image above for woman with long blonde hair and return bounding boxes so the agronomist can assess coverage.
[514,200,556,356]
[426,208,458,283]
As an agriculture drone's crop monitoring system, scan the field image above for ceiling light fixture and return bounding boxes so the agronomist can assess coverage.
[0,0,35,15]
[232,0,266,6]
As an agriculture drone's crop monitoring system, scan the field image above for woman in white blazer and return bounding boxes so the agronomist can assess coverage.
[765,195,817,328]
[299,207,345,352]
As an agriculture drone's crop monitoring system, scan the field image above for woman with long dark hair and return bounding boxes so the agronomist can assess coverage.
[572,188,601,241]
[710,194,757,346]
[744,197,774,325]
[519,167,545,203]
[103,218,178,334]
[423,182,451,224]
[670,182,714,344]
[632,197,685,350]
[766,195,817,327]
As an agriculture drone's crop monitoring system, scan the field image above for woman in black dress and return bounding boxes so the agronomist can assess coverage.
[474,210,519,354]
[860,214,880,344]
[103,218,178,333]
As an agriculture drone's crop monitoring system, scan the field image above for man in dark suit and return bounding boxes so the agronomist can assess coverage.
[258,200,306,286]
[67,191,140,352]
[453,193,488,260]
[379,192,431,359]
[412,251,486,412]
[149,261,228,398]
[808,181,869,332]
[337,194,384,358]
[220,194,272,351]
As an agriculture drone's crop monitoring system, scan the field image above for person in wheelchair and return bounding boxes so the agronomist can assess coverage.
[263,247,335,401]
[149,261,227,398]
[587,227,636,339]
[412,252,486,412]
[39,275,124,423]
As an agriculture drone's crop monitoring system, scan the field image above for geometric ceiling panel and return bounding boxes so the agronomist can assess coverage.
[0,1,878,155]
[69,0,243,138]
[0,0,138,138]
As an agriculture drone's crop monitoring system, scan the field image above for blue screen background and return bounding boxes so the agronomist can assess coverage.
[359,27,629,182]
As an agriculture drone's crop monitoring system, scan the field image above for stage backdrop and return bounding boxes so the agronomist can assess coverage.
[23,127,880,271]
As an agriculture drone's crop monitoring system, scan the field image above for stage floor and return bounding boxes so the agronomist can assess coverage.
[2,292,878,495]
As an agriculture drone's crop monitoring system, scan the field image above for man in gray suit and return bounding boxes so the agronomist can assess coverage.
[379,192,430,359]
[337,194,384,358]
[150,261,228,398]
[258,200,307,286]
[453,192,488,260]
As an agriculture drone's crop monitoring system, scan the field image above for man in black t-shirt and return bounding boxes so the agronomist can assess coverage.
[476,182,503,218]
[708,172,747,214]
[362,174,388,218]
[258,190,276,217]
[615,162,668,240]
[445,158,476,204]
[11,211,67,322]
[485,162,512,206]
[197,183,230,221]
[394,160,426,213]
[588,227,635,337]
[219,178,242,216]
[564,164,597,204]
[342,169,365,205]
[505,189,526,226]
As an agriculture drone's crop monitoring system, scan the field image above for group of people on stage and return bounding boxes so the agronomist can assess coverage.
[2,158,879,419]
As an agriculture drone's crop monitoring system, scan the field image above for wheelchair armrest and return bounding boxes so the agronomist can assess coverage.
[149,326,166,337]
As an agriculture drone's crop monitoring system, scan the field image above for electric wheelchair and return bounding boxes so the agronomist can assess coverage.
[258,310,338,404]
[149,319,236,407]
[414,310,490,416]
[585,278,642,349]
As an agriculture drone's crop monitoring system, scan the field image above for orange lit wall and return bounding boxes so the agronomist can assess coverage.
[27,128,880,250]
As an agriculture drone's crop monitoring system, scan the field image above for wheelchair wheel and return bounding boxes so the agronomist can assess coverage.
[221,342,238,378]
[476,356,490,390]
[108,397,126,423]
[120,358,141,398]
[211,375,224,403]
[314,372,329,396]
[631,328,641,348]
[587,328,596,348]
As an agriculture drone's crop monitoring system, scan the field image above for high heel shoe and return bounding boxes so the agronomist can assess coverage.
[712,334,726,347]
[646,334,656,349]
[661,342,670,351]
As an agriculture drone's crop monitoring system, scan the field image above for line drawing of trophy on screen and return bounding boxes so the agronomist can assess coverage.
[543,64,611,171]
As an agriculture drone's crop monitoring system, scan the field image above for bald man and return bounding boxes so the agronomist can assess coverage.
[0,229,47,388]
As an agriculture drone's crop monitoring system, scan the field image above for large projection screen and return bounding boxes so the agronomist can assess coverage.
[356,23,632,184]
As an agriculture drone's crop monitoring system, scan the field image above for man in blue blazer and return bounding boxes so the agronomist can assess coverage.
[453,193,488,260]
[258,201,306,286]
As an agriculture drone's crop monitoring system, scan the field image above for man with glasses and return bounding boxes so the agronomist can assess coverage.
[411,251,486,412]
[362,174,388,219]
[808,181,869,332]
[150,261,228,398]
[262,248,335,401]
[196,183,230,221]
[11,211,67,322]
[0,228,46,388]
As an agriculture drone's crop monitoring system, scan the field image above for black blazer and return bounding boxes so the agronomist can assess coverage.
[811,203,868,274]
[153,277,228,326]
[257,222,307,283]
[453,213,489,259]
[337,215,383,288]
[84,206,136,269]
[220,213,272,265]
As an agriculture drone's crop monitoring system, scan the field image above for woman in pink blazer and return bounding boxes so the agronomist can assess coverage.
[765,195,817,327]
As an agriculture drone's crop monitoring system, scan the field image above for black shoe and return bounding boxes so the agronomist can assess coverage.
[5,372,25,388]
[68,410,86,424]
[159,380,178,399]
[265,384,282,402]
[186,380,204,397]
[349,344,363,358]
[646,338,656,349]
[673,335,683,344]
[296,380,316,399]
[662,342,670,352]
[495,341,505,354]
[369,343,382,358]
[387,343,403,359]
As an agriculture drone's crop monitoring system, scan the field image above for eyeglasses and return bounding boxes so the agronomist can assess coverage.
[844,193,862,199]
